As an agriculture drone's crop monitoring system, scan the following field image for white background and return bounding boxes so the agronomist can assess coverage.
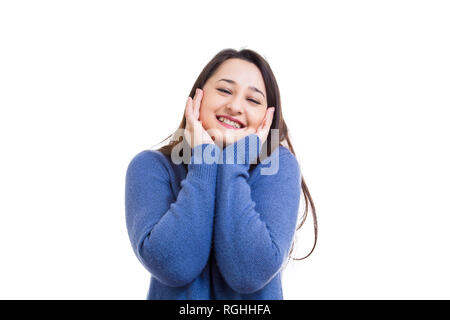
[1,1,449,299]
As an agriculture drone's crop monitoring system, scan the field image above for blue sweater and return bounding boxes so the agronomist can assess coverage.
[125,134,301,300]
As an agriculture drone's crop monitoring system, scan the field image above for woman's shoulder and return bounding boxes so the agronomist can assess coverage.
[278,146,300,171]
[128,149,170,165]
[267,145,299,164]
[278,145,295,158]
[251,145,300,178]
[126,149,173,177]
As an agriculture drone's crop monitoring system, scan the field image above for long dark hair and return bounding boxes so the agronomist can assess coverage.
[155,48,317,261]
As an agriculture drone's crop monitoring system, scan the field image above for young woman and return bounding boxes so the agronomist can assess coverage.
[125,48,317,300]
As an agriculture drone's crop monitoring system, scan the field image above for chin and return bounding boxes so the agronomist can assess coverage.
[210,134,231,149]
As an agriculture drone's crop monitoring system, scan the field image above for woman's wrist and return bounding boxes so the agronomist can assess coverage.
[187,143,221,182]
[219,134,262,165]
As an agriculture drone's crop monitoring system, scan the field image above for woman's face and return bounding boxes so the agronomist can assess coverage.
[199,58,268,148]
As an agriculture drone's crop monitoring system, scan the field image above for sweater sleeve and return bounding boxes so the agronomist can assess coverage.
[214,134,301,294]
[125,143,220,287]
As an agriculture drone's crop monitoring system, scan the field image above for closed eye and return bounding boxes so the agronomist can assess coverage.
[217,88,261,105]
[217,88,231,94]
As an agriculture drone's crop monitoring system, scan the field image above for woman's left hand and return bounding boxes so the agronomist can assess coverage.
[255,107,275,145]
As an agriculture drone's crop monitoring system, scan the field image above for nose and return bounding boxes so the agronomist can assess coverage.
[225,97,243,115]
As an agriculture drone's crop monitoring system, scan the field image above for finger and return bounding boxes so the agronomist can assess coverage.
[260,108,271,130]
[193,88,202,120]
[266,107,275,127]
[188,96,197,124]
[263,107,274,129]
[257,109,268,131]
[258,107,274,134]
[185,96,193,120]
[256,115,266,133]
[258,115,266,131]
[196,89,203,119]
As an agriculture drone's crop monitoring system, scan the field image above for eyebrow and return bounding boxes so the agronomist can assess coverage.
[216,78,265,98]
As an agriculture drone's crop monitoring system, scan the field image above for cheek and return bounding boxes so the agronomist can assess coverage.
[199,94,220,118]
[198,103,216,125]
[248,112,266,128]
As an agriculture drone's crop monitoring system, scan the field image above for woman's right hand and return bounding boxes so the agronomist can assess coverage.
[184,88,215,148]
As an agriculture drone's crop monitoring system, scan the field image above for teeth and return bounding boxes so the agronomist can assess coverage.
[218,116,242,128]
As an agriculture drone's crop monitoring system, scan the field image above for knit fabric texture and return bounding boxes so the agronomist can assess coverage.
[125,134,301,299]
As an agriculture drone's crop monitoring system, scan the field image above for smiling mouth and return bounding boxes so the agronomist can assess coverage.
[216,116,245,129]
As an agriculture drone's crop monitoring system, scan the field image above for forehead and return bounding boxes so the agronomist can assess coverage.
[210,58,266,94]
